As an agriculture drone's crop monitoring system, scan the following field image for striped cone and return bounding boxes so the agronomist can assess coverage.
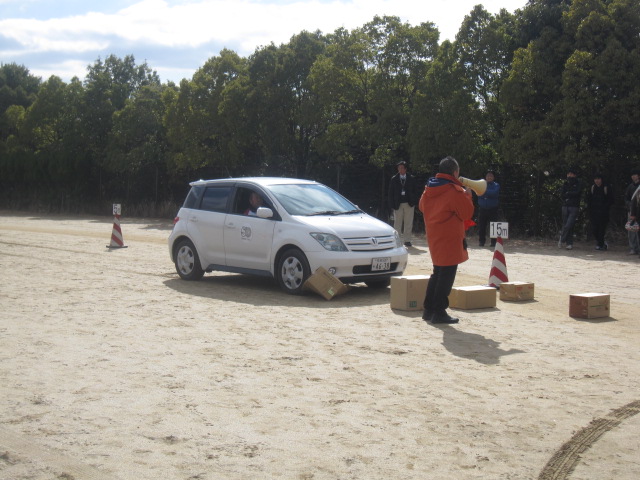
[106,214,127,248]
[488,236,507,288]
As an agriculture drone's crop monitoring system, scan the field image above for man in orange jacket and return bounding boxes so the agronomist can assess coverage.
[419,156,475,324]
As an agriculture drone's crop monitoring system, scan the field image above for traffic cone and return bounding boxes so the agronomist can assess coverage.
[488,236,507,288]
[106,214,127,248]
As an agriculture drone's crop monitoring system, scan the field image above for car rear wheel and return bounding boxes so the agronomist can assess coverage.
[174,239,205,281]
[276,248,310,294]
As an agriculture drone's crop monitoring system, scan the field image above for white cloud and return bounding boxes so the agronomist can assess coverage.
[0,0,527,82]
[28,59,91,81]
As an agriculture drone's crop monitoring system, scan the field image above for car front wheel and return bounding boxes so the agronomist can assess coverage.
[174,239,205,281]
[276,248,310,294]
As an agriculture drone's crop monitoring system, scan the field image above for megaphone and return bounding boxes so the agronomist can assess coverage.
[459,177,487,196]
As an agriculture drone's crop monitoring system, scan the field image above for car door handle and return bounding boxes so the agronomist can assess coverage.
[225,222,236,229]
[189,216,198,223]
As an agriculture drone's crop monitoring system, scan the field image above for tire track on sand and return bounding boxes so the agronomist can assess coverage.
[538,400,640,480]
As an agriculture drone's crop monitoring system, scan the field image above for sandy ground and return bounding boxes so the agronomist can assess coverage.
[0,211,639,480]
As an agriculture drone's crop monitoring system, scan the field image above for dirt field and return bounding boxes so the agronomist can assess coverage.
[1,211,639,480]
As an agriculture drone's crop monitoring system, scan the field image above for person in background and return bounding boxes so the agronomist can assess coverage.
[558,167,582,250]
[477,169,500,247]
[388,161,420,247]
[418,156,474,325]
[624,169,640,255]
[586,173,613,251]
[627,178,640,256]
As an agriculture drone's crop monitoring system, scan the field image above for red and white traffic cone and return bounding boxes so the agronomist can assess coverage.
[106,214,127,249]
[488,236,508,288]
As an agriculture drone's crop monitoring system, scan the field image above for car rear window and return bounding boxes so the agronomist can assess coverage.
[200,186,232,212]
[183,186,205,209]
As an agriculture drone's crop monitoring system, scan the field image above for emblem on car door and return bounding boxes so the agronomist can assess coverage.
[241,226,252,240]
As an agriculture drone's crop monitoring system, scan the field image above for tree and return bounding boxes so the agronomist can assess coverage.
[81,55,161,198]
[108,85,168,202]
[165,49,249,176]
[245,31,328,177]
[0,63,41,141]
[310,16,439,180]
[408,41,481,175]
[501,0,574,173]
[558,0,640,177]
[455,6,520,168]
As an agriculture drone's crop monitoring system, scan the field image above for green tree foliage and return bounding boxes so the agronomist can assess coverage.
[246,31,328,177]
[108,85,168,201]
[165,49,249,176]
[311,16,438,179]
[455,6,520,170]
[0,63,41,141]
[408,41,482,175]
[503,0,640,173]
[559,0,640,176]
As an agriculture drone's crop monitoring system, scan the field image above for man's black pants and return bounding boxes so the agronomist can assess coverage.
[423,264,458,314]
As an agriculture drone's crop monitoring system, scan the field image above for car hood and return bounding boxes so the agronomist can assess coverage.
[294,214,394,236]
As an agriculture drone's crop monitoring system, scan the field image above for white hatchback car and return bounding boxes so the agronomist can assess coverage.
[168,177,409,294]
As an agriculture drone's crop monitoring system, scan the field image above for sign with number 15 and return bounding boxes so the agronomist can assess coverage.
[490,222,509,239]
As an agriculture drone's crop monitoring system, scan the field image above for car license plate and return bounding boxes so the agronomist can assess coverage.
[371,257,390,271]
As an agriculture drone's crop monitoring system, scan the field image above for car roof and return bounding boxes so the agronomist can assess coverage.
[189,177,320,187]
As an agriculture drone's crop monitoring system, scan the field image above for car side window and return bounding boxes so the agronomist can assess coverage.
[183,186,204,209]
[200,186,232,212]
[232,187,271,216]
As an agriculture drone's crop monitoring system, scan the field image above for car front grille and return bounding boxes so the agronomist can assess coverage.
[343,234,397,251]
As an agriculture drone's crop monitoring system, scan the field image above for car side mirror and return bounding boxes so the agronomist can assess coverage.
[256,207,274,219]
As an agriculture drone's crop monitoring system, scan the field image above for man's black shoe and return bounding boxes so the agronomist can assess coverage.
[429,313,459,324]
[404,242,412,247]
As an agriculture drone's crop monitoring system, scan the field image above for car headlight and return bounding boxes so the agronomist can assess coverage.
[310,233,348,251]
[394,230,403,248]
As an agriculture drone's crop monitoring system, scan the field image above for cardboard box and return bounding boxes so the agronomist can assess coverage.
[569,293,610,319]
[449,285,497,309]
[390,275,430,311]
[500,282,535,301]
[304,267,349,300]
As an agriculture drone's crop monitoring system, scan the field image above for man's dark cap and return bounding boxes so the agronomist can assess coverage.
[396,161,407,167]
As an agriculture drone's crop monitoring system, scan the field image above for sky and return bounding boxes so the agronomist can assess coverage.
[0,0,529,84]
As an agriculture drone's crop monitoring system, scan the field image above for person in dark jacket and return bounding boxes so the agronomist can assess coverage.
[586,173,613,250]
[624,169,640,255]
[558,167,582,250]
[477,170,500,247]
[388,161,420,247]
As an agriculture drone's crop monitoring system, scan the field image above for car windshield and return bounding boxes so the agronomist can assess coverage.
[267,183,360,216]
